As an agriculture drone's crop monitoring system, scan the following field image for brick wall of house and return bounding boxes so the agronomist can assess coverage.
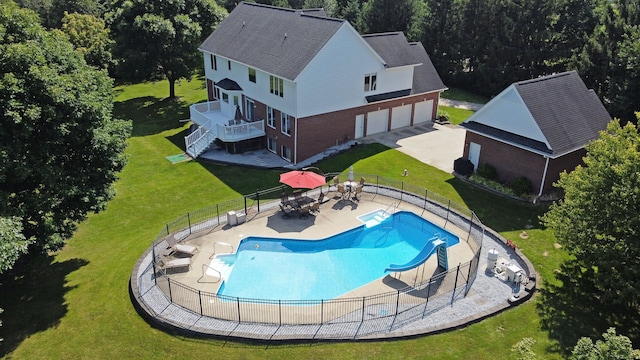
[463,133,587,195]
[295,92,440,163]
[544,148,586,191]
[463,132,546,193]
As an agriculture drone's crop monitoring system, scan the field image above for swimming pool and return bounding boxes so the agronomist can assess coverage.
[214,211,459,301]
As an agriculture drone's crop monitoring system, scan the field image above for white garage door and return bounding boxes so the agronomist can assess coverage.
[413,100,434,124]
[390,104,412,130]
[366,109,388,135]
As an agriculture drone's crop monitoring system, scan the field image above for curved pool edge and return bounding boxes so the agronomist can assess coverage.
[129,194,538,342]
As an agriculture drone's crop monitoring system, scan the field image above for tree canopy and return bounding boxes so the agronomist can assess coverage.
[0,4,130,258]
[571,328,640,360]
[541,117,640,346]
[60,11,113,70]
[108,0,227,98]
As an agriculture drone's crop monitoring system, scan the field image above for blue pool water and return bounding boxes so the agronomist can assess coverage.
[216,211,459,301]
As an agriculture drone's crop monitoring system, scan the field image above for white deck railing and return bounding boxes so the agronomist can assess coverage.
[185,100,266,158]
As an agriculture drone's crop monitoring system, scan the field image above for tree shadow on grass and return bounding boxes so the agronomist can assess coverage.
[537,260,640,355]
[0,254,88,357]
[113,96,204,137]
[446,177,549,233]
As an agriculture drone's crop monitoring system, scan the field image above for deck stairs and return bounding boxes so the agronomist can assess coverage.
[185,122,217,158]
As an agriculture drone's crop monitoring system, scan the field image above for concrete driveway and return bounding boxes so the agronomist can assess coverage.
[363,122,466,173]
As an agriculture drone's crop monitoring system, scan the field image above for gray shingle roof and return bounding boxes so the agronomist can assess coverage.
[200,2,344,81]
[408,42,447,94]
[515,71,611,155]
[362,32,418,68]
[463,71,611,157]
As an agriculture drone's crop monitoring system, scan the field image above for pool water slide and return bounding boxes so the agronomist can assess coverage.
[385,237,448,273]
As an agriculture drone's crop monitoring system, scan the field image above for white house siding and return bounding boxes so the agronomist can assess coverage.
[378,66,415,94]
[201,52,297,118]
[471,86,547,144]
[413,99,434,124]
[366,109,389,135]
[390,104,412,129]
[295,24,386,118]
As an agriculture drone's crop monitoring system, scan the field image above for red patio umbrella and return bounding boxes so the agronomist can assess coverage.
[279,170,326,189]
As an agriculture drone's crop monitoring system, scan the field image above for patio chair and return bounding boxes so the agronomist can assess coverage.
[337,184,348,199]
[354,185,363,201]
[298,205,311,219]
[332,176,340,191]
[317,192,327,204]
[158,254,191,273]
[359,177,366,186]
[280,192,291,206]
[165,234,198,256]
[310,202,320,213]
[279,203,293,219]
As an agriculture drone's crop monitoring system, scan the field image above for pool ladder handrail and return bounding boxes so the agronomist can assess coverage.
[209,241,234,259]
[383,201,400,216]
[198,264,222,283]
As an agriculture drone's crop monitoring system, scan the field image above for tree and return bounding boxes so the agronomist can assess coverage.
[541,118,640,344]
[60,11,114,70]
[571,328,640,360]
[334,0,365,31]
[0,4,130,254]
[608,26,640,123]
[360,0,415,34]
[108,0,227,99]
[0,217,30,273]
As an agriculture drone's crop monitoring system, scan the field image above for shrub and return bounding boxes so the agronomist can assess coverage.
[477,162,498,181]
[510,177,532,197]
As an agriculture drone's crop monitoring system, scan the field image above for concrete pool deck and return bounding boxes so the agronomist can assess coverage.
[131,190,537,340]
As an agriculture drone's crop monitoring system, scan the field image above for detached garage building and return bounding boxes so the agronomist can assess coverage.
[461,71,611,197]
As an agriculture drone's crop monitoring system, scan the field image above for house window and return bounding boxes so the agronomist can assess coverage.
[281,145,291,162]
[214,87,220,100]
[364,73,377,91]
[211,54,217,70]
[266,106,275,128]
[281,112,291,136]
[267,137,276,153]
[233,95,239,106]
[228,60,231,70]
[222,92,228,103]
[248,68,256,83]
[270,75,284,97]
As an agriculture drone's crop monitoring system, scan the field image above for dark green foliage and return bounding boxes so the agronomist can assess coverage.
[108,0,227,98]
[0,4,131,254]
[476,162,498,181]
[510,177,532,197]
[540,119,640,346]
[60,12,113,70]
[360,0,414,34]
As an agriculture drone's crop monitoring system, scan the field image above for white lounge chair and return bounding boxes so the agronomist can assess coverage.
[158,255,191,273]
[166,235,198,256]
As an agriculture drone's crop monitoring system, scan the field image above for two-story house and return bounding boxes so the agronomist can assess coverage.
[185,2,446,164]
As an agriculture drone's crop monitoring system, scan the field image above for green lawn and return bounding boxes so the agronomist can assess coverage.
[441,87,490,104]
[1,77,567,359]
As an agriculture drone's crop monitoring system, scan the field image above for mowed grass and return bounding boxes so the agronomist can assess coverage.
[1,77,567,359]
[441,87,490,104]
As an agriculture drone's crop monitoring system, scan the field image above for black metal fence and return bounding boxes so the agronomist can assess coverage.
[150,173,484,330]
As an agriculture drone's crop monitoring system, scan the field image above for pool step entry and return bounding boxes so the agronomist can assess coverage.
[208,258,233,280]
